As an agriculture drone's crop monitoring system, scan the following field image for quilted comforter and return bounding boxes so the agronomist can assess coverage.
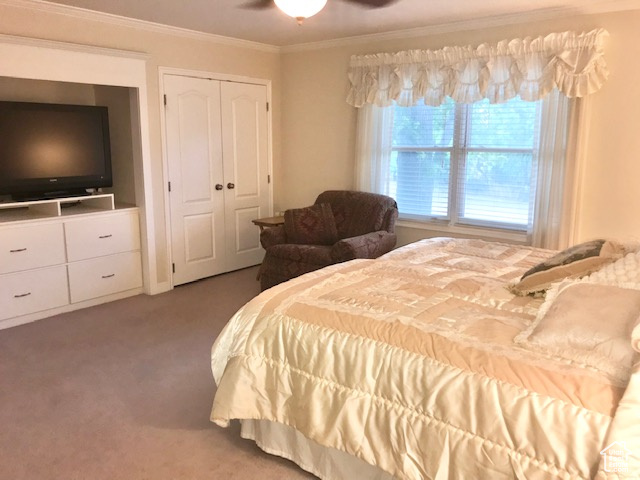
[211,238,639,479]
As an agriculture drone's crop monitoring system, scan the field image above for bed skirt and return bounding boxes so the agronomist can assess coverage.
[240,419,394,480]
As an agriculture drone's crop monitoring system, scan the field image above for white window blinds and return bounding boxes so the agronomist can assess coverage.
[387,96,540,230]
[390,99,454,219]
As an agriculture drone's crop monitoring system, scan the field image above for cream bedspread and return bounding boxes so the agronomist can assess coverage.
[211,238,639,479]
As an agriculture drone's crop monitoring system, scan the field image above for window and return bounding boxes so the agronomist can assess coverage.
[387,96,540,231]
[356,90,572,246]
[351,30,604,248]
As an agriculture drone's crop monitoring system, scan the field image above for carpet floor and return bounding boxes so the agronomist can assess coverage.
[0,266,315,480]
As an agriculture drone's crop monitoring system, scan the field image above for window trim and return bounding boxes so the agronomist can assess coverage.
[396,218,529,243]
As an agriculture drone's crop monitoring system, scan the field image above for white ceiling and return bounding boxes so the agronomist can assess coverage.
[42,0,638,47]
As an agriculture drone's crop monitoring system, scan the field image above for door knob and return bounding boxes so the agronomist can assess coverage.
[227,183,235,189]
[215,184,223,190]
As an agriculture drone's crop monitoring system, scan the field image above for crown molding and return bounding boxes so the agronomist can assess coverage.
[0,0,281,54]
[0,32,151,59]
[281,0,640,53]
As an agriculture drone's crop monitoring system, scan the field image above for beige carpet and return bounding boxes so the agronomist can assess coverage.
[0,266,315,480]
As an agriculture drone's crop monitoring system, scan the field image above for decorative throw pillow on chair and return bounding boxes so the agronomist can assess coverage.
[284,203,339,245]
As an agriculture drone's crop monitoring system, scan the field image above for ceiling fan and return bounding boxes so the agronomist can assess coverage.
[244,0,397,25]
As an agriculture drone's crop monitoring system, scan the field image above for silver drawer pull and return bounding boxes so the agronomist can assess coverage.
[102,274,115,279]
[98,234,113,239]
[14,292,31,298]
[10,248,27,253]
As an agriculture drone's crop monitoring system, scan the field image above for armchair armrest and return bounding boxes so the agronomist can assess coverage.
[260,225,287,250]
[331,231,397,262]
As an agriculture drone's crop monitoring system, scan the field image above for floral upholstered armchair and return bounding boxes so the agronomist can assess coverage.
[258,190,398,291]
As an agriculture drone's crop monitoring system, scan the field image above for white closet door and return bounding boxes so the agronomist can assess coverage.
[165,75,226,285]
[220,81,270,271]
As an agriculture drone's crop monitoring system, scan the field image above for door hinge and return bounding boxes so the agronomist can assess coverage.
[164,94,167,106]
[172,263,175,274]
[266,102,269,112]
[168,181,171,192]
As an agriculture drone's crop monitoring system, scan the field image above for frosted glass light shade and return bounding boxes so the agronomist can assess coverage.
[274,0,328,22]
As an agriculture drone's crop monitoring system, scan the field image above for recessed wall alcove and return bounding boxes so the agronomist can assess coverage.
[0,34,162,294]
[0,77,137,206]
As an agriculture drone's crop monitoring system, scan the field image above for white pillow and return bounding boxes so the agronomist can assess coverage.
[515,280,640,383]
[586,249,640,289]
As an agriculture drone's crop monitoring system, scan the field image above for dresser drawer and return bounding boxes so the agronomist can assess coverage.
[0,266,69,321]
[68,251,142,303]
[65,211,140,262]
[0,223,66,275]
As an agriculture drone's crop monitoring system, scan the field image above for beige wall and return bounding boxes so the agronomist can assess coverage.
[93,85,137,206]
[0,3,282,286]
[0,77,96,104]
[281,10,640,246]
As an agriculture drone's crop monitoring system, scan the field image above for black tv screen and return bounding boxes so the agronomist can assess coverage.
[0,101,112,200]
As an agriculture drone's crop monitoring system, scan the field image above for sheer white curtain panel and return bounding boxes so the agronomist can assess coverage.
[531,90,572,249]
[354,104,393,194]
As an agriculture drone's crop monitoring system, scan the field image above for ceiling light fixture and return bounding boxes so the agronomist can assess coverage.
[274,0,328,25]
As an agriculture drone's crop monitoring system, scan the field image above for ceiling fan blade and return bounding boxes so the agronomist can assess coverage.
[241,0,273,10]
[342,0,398,7]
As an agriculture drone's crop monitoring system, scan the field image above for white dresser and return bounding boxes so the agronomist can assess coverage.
[0,194,143,329]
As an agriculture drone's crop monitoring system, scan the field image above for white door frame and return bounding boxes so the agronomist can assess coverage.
[158,66,273,289]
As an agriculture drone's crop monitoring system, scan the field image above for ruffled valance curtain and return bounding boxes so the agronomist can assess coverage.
[347,29,608,107]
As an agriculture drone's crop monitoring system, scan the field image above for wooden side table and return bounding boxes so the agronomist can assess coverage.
[252,215,284,281]
[252,215,284,231]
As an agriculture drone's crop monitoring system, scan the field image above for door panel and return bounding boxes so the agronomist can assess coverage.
[230,97,260,198]
[165,75,225,285]
[235,207,261,253]
[184,214,215,262]
[221,82,269,271]
[179,93,216,203]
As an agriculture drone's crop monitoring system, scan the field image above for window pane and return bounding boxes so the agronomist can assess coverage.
[459,152,533,226]
[467,97,538,149]
[391,151,449,217]
[392,99,455,148]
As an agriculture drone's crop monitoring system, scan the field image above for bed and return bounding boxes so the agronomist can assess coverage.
[210,237,640,479]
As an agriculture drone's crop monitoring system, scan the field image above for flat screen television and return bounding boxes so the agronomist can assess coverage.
[0,101,112,201]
